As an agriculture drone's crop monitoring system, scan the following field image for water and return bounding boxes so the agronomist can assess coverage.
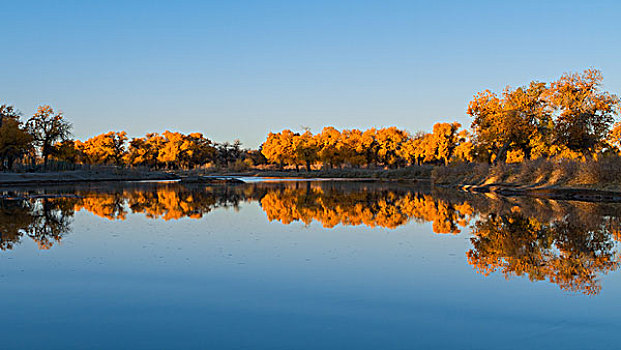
[1,181,620,349]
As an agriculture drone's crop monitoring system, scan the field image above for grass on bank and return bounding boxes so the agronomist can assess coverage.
[432,156,621,190]
[6,156,621,191]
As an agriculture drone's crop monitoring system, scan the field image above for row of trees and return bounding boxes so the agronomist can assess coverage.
[260,69,621,169]
[2,68,619,171]
[0,104,264,170]
[52,131,261,169]
[55,132,267,169]
[261,123,473,170]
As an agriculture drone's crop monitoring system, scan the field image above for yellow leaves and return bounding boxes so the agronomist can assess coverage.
[375,127,408,167]
[549,145,585,161]
[606,122,621,153]
[80,131,128,165]
[506,149,525,163]
[34,105,56,117]
[261,130,297,167]
[294,130,319,170]
[453,141,474,163]
[260,124,474,169]
[431,122,461,165]
[395,138,419,164]
[158,131,185,164]
[469,77,552,163]
[316,126,343,168]
[125,131,214,168]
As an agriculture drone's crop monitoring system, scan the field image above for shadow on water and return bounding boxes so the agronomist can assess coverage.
[2,180,621,295]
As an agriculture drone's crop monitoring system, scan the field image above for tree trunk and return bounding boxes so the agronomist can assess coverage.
[493,141,511,165]
[7,156,14,171]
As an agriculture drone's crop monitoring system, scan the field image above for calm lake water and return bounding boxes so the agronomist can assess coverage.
[1,180,621,349]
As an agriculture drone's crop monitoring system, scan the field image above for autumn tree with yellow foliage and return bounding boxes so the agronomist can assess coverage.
[77,131,128,165]
[261,130,297,169]
[468,69,619,163]
[547,69,620,155]
[294,130,318,171]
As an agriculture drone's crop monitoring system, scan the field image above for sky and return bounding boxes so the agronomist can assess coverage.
[1,0,620,148]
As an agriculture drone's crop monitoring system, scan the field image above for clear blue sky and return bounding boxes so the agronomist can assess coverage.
[1,0,620,148]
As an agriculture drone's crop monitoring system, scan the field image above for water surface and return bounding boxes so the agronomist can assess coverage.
[1,181,620,349]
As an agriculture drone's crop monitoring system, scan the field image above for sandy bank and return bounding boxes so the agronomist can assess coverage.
[0,170,179,186]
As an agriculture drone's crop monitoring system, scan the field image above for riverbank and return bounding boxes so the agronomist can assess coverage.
[449,184,621,202]
[0,167,433,186]
[0,169,179,186]
[432,157,621,202]
[195,166,434,180]
[4,158,621,203]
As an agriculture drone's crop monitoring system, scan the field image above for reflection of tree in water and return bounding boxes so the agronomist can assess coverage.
[0,198,74,250]
[260,185,621,294]
[74,185,245,221]
[79,192,127,220]
[0,200,35,250]
[2,181,621,295]
[27,198,75,249]
[259,185,472,232]
[467,208,620,295]
[125,187,216,220]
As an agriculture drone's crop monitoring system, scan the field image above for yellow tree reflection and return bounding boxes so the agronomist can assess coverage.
[467,209,619,295]
[260,186,472,231]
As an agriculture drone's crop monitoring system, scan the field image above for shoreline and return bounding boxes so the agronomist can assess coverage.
[450,184,621,202]
[3,170,621,203]
[0,170,179,187]
[0,167,433,186]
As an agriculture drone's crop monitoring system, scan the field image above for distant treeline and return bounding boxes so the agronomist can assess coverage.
[52,132,266,170]
[1,68,619,172]
[261,124,469,170]
[0,105,265,171]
